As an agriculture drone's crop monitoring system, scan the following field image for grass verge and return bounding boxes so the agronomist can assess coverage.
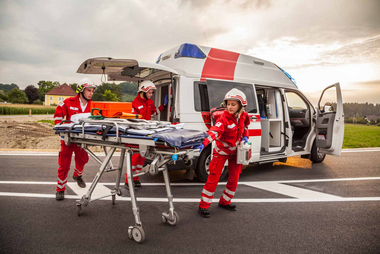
[343,123,380,148]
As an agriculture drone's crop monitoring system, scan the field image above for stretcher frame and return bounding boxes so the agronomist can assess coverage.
[57,119,200,243]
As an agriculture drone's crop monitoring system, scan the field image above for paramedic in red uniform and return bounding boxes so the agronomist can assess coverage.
[54,78,96,200]
[195,88,250,218]
[124,80,168,188]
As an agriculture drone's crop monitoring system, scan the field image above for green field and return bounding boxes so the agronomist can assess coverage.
[343,123,380,148]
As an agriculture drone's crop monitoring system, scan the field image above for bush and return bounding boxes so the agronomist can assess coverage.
[0,106,56,115]
[377,123,380,127]
[33,99,43,105]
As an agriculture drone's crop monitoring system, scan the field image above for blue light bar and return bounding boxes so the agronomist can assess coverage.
[275,64,297,87]
[174,43,206,59]
[156,54,162,64]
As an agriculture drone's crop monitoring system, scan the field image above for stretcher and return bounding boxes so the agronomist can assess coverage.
[54,118,206,243]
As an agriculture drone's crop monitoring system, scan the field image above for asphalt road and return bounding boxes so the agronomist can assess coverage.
[0,149,379,253]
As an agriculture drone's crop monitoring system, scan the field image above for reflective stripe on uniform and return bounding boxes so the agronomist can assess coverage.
[215,147,228,156]
[74,168,83,175]
[136,164,144,169]
[201,196,213,203]
[54,117,63,120]
[57,178,67,184]
[202,188,214,197]
[222,193,231,201]
[224,188,235,196]
[57,183,67,189]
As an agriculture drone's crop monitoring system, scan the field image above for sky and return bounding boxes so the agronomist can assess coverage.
[1,0,380,105]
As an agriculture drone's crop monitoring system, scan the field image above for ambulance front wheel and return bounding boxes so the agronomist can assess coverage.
[310,140,326,163]
[195,145,228,183]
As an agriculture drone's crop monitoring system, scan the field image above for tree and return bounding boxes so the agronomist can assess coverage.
[37,80,59,101]
[102,89,119,101]
[8,88,28,104]
[0,83,19,92]
[92,82,122,101]
[119,81,138,95]
[24,85,40,104]
[0,90,8,102]
[70,83,77,92]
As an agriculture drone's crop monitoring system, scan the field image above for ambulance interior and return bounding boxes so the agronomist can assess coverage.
[257,87,312,154]
[256,87,285,154]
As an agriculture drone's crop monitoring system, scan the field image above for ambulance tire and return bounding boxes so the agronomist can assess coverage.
[195,145,228,183]
[310,139,326,163]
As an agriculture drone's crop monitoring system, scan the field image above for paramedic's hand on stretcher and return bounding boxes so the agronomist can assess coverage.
[242,136,249,144]
[164,95,168,106]
[194,144,204,152]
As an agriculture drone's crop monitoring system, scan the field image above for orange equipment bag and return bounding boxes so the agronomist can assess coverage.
[90,101,132,117]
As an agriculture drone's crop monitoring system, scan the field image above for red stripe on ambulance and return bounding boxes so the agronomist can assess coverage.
[200,48,240,81]
[248,129,261,136]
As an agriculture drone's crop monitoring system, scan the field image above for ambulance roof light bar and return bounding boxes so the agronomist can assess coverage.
[174,43,206,59]
[274,64,297,87]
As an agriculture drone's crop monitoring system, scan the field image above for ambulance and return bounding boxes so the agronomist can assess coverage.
[77,43,344,182]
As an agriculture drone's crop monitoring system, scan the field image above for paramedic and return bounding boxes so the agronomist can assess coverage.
[54,78,96,201]
[124,80,168,188]
[195,88,250,218]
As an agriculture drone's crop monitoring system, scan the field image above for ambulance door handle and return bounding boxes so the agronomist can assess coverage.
[250,116,257,120]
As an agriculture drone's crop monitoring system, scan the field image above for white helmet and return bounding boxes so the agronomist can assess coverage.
[223,88,247,106]
[138,80,156,93]
[76,78,96,94]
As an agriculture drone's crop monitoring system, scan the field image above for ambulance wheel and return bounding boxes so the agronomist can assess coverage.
[76,204,82,216]
[130,226,145,243]
[112,195,116,205]
[310,140,326,163]
[195,145,228,183]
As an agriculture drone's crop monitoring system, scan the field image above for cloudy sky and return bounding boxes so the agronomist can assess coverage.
[1,0,380,104]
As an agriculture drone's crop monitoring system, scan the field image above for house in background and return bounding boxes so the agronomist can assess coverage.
[44,83,76,106]
[364,115,380,123]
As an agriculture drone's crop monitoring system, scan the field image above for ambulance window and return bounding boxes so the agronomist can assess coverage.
[285,92,308,110]
[194,82,210,111]
[206,80,257,113]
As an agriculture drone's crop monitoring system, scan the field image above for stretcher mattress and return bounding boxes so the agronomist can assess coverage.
[54,123,208,149]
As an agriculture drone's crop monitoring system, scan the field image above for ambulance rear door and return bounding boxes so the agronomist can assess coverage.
[315,82,344,156]
[76,57,178,121]
[77,57,178,82]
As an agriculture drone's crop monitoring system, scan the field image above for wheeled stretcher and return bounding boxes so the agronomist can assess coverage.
[54,118,206,243]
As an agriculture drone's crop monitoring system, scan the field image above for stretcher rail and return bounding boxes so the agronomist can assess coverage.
[54,118,203,243]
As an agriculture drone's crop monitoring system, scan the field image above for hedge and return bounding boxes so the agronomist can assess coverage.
[0,106,55,115]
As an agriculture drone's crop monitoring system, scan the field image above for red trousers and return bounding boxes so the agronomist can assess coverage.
[56,141,89,191]
[199,150,242,209]
[125,153,145,183]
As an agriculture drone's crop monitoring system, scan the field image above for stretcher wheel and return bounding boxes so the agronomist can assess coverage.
[112,195,116,205]
[76,204,82,216]
[163,211,179,226]
[130,226,145,243]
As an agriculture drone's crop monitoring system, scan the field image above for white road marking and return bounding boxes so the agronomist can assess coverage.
[0,177,379,202]
[0,148,379,156]
[243,182,342,200]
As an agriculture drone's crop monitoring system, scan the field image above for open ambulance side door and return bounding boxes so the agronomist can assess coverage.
[315,82,344,156]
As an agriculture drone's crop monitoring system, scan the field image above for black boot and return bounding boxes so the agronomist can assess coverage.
[198,207,210,218]
[218,203,237,211]
[56,191,64,201]
[73,175,86,188]
[133,180,141,187]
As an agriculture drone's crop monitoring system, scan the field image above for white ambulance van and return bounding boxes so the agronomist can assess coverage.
[77,43,344,182]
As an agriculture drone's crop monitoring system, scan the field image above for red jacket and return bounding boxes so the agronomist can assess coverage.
[54,95,92,124]
[203,110,250,156]
[131,95,164,120]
